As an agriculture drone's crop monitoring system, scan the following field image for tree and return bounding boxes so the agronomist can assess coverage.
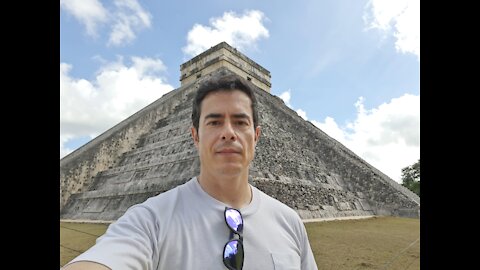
[401,159,420,197]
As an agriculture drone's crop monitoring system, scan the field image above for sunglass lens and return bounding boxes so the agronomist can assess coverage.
[223,239,244,270]
[225,208,243,233]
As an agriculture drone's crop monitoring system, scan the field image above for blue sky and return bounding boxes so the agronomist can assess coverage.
[60,0,419,183]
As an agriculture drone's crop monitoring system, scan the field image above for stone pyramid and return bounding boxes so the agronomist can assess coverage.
[60,42,420,221]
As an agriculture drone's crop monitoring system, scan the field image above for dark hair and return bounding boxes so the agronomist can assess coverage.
[192,73,259,131]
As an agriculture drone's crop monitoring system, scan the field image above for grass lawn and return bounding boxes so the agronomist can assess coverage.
[305,216,419,270]
[60,222,109,267]
[61,216,419,269]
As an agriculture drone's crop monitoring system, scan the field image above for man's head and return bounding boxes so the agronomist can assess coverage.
[191,73,261,178]
[192,74,259,132]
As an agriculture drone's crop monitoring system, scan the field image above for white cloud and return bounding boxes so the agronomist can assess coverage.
[60,134,75,159]
[363,0,419,60]
[60,0,151,46]
[60,0,108,37]
[311,117,347,144]
[183,10,269,57]
[312,94,419,183]
[296,109,308,120]
[278,90,291,106]
[279,90,308,120]
[108,0,152,46]
[60,57,174,158]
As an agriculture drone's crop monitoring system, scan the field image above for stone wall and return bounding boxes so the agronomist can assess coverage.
[251,87,419,218]
[60,84,194,211]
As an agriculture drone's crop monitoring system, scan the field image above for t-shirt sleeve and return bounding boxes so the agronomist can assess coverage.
[295,218,318,270]
[66,205,160,270]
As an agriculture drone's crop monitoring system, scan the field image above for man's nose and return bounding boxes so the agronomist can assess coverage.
[221,121,237,141]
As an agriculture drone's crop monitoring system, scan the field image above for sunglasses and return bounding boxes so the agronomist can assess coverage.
[223,207,244,270]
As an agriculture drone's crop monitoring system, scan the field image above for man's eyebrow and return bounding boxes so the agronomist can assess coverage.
[203,113,250,120]
[232,113,250,119]
[204,113,223,120]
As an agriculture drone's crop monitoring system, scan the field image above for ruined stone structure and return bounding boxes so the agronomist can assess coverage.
[60,42,419,221]
[180,42,271,93]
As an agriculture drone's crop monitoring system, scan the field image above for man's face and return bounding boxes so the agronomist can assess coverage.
[191,90,261,178]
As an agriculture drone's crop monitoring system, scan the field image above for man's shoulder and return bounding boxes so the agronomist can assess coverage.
[253,185,300,219]
[119,178,196,225]
[142,178,194,207]
[120,179,192,219]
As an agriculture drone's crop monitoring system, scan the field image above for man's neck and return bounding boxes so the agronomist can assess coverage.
[197,171,252,209]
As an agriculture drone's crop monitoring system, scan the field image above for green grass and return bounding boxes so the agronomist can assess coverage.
[305,216,420,270]
[60,222,109,267]
[60,216,419,269]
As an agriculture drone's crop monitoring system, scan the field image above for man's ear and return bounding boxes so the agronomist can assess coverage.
[254,126,261,144]
[191,127,199,147]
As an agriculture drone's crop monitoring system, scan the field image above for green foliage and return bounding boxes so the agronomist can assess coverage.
[401,159,420,196]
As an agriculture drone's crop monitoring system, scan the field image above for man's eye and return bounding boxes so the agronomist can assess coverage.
[237,121,248,126]
[208,121,220,126]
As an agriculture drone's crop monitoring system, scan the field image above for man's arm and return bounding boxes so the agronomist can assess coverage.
[62,261,111,270]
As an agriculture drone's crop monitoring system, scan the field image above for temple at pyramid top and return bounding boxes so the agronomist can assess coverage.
[179,42,272,92]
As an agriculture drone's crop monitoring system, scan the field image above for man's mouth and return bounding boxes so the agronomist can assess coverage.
[216,148,241,154]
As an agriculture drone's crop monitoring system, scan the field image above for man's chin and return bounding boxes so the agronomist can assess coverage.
[217,165,244,176]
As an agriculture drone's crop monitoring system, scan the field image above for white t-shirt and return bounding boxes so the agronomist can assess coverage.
[66,177,318,270]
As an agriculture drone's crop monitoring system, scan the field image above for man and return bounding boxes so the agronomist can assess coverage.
[62,71,318,270]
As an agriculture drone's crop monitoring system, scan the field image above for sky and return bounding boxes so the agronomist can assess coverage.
[60,0,420,184]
